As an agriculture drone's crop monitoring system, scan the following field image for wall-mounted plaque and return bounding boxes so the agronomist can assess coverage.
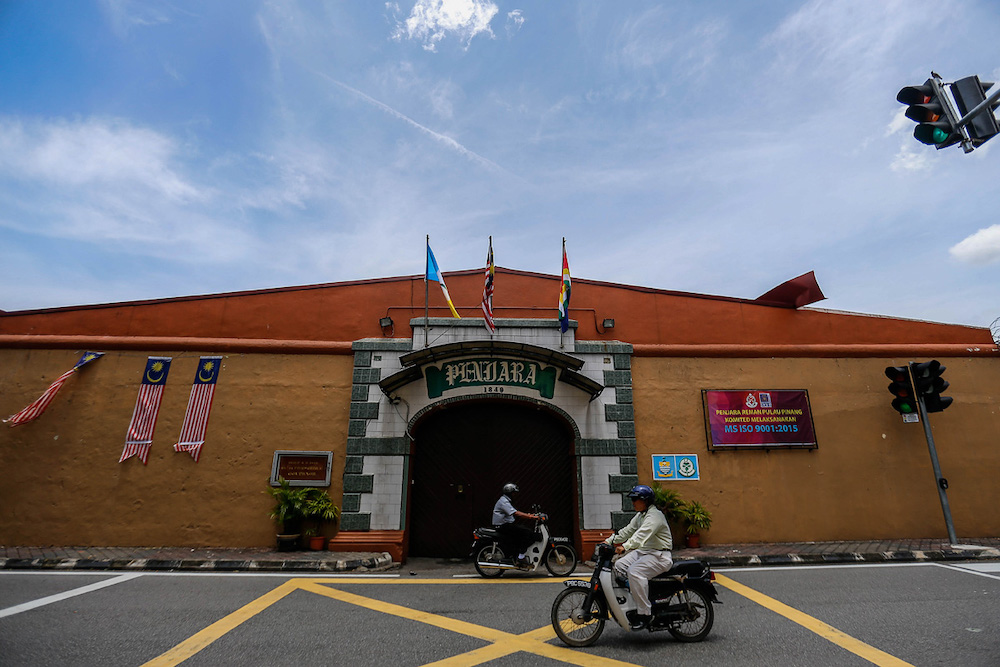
[702,390,817,450]
[270,450,333,487]
[652,454,701,481]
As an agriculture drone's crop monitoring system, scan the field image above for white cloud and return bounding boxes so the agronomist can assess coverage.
[99,0,174,38]
[0,117,202,201]
[390,0,498,52]
[612,6,725,77]
[950,225,1000,264]
[506,10,525,38]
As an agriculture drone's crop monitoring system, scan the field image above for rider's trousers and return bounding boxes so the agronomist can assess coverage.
[613,549,673,616]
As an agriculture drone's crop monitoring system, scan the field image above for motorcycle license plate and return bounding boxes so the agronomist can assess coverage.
[564,580,590,588]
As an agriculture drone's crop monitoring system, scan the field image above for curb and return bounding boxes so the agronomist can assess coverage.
[0,552,397,573]
[702,547,1000,568]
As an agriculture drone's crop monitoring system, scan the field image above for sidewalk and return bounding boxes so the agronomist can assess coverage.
[2,537,998,573]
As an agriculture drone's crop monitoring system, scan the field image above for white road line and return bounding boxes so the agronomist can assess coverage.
[934,562,1000,580]
[717,562,934,573]
[0,571,402,579]
[0,572,144,619]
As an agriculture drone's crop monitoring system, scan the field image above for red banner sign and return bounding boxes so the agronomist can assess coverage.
[702,390,817,450]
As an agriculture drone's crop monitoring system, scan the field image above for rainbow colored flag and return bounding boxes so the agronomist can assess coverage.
[558,240,571,333]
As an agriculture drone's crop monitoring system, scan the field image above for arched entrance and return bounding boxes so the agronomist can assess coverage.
[408,399,577,558]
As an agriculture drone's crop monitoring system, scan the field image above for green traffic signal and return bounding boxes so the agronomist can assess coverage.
[885,366,918,415]
[914,124,955,145]
[897,77,961,149]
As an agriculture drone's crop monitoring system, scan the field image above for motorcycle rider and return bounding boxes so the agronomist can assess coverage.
[604,484,673,629]
[492,483,540,565]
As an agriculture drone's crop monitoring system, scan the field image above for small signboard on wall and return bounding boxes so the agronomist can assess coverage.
[270,450,333,487]
[652,455,701,481]
[702,389,818,450]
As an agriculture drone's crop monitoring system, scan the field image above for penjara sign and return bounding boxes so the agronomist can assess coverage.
[425,358,558,399]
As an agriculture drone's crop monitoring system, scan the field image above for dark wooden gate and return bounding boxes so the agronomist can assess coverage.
[408,400,576,558]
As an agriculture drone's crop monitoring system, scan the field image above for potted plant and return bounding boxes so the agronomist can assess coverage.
[651,483,686,523]
[302,489,340,550]
[266,478,310,551]
[678,500,713,549]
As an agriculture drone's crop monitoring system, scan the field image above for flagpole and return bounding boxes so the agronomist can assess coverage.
[560,237,565,349]
[424,234,430,348]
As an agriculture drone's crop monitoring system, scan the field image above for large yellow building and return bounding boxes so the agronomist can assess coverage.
[1,268,997,559]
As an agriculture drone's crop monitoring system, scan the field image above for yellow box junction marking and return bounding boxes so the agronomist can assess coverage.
[142,576,637,667]
[144,574,917,667]
[714,573,915,667]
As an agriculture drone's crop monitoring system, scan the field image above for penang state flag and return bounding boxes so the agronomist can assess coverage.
[173,357,222,463]
[427,242,461,319]
[482,237,495,334]
[558,240,572,333]
[4,351,104,426]
[120,356,172,465]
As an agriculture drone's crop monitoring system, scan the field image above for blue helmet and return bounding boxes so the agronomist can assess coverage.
[627,484,654,503]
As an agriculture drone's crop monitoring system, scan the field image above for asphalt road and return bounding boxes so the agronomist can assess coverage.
[1,559,998,666]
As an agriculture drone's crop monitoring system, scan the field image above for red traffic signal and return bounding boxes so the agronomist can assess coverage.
[885,366,917,415]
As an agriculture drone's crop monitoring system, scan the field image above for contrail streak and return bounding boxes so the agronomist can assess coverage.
[317,72,509,175]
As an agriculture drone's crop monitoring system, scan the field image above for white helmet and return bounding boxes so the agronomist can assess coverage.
[503,483,519,495]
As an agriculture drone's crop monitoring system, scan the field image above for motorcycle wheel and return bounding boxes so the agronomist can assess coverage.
[474,543,507,578]
[551,588,605,647]
[544,544,578,576]
[664,587,714,642]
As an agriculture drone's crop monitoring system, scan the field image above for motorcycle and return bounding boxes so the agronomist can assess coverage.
[470,508,578,577]
[551,542,721,646]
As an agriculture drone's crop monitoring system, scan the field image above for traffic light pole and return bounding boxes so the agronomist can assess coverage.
[910,362,958,545]
[926,75,972,153]
[954,80,1000,132]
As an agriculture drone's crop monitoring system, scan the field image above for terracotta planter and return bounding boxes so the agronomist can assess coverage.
[685,533,700,549]
[308,535,326,551]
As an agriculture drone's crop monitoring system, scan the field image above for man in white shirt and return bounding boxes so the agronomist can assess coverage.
[604,484,673,629]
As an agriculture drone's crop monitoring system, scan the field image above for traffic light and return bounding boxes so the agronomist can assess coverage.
[897,79,960,148]
[911,360,953,413]
[885,366,917,415]
[950,75,999,145]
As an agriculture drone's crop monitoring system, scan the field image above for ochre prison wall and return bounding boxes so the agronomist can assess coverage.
[0,348,354,547]
[631,355,1000,544]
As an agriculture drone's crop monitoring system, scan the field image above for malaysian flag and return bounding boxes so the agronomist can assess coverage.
[173,356,222,463]
[482,236,495,334]
[120,357,172,465]
[4,351,104,426]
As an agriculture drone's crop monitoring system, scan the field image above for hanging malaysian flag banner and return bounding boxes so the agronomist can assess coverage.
[173,356,222,463]
[120,356,172,465]
[558,238,572,333]
[482,236,495,334]
[4,351,104,426]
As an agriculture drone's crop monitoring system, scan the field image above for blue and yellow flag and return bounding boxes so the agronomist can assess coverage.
[427,242,461,319]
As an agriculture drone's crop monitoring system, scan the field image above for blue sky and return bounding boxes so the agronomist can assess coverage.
[1,1,998,329]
